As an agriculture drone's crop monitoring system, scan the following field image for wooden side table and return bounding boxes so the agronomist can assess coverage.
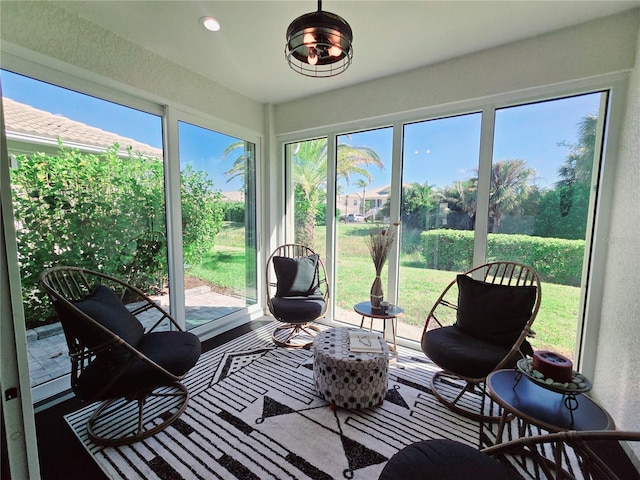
[487,369,615,444]
[354,301,404,357]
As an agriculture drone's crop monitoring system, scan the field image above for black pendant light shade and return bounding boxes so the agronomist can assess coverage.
[285,1,353,77]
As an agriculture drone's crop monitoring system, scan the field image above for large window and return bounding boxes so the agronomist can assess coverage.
[489,93,606,358]
[286,91,609,362]
[398,113,482,341]
[2,70,166,395]
[334,128,391,326]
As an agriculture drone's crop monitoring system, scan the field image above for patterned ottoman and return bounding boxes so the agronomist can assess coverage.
[312,327,389,410]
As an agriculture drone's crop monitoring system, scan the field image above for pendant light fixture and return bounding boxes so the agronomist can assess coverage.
[285,0,353,77]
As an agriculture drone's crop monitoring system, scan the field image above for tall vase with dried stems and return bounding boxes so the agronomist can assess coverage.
[365,222,398,309]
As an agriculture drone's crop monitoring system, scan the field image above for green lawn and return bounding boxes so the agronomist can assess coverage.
[193,221,579,358]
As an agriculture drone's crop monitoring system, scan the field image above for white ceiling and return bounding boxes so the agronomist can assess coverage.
[56,1,640,105]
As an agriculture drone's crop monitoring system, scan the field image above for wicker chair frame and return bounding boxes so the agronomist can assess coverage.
[265,244,329,348]
[421,261,541,422]
[40,266,196,446]
[482,430,640,479]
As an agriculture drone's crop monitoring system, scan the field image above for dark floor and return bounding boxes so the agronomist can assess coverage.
[35,319,270,480]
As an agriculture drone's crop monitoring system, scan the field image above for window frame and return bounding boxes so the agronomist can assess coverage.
[278,73,629,379]
[1,54,264,404]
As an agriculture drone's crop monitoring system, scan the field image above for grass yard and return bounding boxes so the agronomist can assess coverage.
[194,221,579,358]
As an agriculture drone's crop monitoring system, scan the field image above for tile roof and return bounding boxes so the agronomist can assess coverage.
[2,97,163,159]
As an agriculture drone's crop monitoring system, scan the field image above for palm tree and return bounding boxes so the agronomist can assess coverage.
[488,159,536,232]
[355,178,370,216]
[223,138,383,248]
[555,114,596,217]
[401,182,439,230]
[292,139,383,248]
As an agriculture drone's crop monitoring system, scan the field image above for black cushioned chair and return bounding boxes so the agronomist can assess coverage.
[266,244,329,348]
[40,266,201,446]
[421,261,541,422]
[379,431,640,480]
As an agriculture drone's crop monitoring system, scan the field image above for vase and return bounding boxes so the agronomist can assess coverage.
[370,275,383,309]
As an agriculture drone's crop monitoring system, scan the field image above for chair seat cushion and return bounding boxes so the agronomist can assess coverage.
[379,439,522,480]
[76,331,201,400]
[422,326,519,379]
[270,296,326,324]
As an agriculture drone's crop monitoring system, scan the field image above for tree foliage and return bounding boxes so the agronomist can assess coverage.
[290,139,384,249]
[11,143,223,326]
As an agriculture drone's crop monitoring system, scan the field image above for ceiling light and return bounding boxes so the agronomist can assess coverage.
[284,0,353,78]
[200,16,221,32]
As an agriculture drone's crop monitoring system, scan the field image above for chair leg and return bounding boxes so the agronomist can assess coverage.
[430,371,503,423]
[86,382,189,446]
[272,322,321,348]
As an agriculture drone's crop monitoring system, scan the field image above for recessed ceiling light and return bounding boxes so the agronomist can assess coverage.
[200,16,221,32]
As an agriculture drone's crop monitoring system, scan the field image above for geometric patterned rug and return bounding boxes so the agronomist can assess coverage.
[65,322,512,480]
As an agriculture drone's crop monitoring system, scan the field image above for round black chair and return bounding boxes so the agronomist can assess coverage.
[379,431,640,480]
[421,262,541,422]
[265,244,329,348]
[40,266,201,446]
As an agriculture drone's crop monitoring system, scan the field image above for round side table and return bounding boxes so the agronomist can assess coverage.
[487,369,615,444]
[354,301,403,357]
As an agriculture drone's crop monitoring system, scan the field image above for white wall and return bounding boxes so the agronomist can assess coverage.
[275,10,639,135]
[594,24,640,437]
[0,1,264,133]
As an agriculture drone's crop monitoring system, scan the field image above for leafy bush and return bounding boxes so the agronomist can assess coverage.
[11,144,223,327]
[421,230,584,286]
[222,201,245,222]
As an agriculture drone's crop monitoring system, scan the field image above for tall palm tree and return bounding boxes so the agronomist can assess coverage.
[292,139,383,247]
[223,138,383,247]
[222,141,252,184]
[355,178,370,216]
[555,114,596,217]
[488,159,536,232]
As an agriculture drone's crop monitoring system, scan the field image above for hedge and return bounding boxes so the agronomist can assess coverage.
[421,229,584,286]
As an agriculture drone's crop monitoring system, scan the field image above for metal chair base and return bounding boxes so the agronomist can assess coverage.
[272,322,321,348]
[431,370,503,423]
[86,382,189,446]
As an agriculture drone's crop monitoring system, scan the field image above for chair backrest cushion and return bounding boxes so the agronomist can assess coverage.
[456,275,536,347]
[273,254,321,297]
[72,284,145,361]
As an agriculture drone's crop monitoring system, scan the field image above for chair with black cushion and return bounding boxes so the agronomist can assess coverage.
[379,430,640,480]
[40,266,201,446]
[266,244,329,348]
[421,261,541,422]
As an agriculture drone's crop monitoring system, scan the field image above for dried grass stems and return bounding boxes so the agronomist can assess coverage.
[365,222,399,275]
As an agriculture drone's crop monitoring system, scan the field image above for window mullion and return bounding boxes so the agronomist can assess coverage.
[473,106,495,268]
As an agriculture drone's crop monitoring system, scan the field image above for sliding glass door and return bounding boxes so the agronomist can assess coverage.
[2,70,165,396]
[178,121,257,331]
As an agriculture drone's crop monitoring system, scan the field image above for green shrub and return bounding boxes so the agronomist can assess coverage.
[421,230,584,286]
[11,144,223,327]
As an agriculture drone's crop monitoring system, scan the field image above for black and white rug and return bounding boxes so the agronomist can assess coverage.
[65,322,509,480]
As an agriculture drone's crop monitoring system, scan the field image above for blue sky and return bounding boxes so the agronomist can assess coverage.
[2,69,601,194]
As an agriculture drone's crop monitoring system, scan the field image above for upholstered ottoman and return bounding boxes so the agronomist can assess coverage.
[313,327,389,410]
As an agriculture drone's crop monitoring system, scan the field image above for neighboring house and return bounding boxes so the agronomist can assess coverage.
[3,97,240,200]
[3,97,163,160]
[338,184,392,219]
